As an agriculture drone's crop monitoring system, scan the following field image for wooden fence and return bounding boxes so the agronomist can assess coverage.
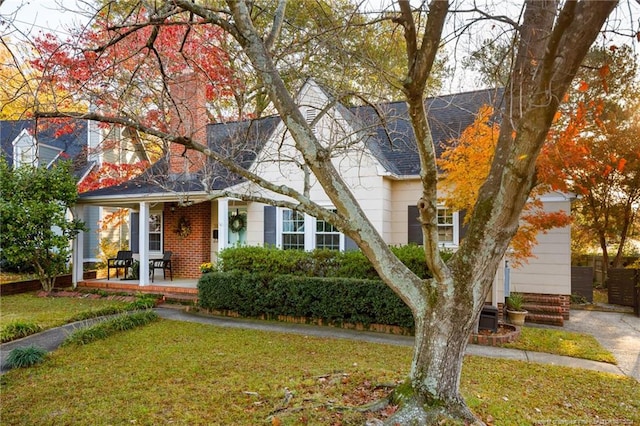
[571,266,593,303]
[607,268,639,316]
[574,255,639,286]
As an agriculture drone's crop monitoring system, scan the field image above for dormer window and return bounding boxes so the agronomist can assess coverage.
[12,130,37,168]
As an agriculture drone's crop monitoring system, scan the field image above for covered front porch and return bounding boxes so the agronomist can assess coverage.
[71,188,248,288]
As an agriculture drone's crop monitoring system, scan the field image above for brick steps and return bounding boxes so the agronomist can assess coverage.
[523,304,564,315]
[522,294,565,326]
[162,293,198,305]
[77,281,198,308]
[525,313,564,326]
[524,294,564,305]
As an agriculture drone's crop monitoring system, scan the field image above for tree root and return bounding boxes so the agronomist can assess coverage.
[384,395,486,426]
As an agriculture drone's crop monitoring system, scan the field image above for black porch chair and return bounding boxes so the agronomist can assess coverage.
[107,250,133,279]
[150,251,173,282]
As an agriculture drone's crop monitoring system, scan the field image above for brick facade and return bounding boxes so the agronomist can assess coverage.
[167,73,208,174]
[163,202,211,279]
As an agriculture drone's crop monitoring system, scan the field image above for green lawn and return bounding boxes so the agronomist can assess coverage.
[0,293,131,331]
[504,326,617,364]
[1,319,638,425]
[1,293,616,363]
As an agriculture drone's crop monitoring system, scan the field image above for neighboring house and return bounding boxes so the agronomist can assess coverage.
[0,118,147,264]
[74,81,572,322]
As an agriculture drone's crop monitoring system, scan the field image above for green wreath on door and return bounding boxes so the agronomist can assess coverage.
[228,212,247,233]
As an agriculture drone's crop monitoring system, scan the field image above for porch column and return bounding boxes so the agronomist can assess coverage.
[304,213,314,251]
[218,198,229,251]
[71,205,85,288]
[138,202,150,286]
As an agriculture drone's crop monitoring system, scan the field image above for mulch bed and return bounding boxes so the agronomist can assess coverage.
[470,323,520,346]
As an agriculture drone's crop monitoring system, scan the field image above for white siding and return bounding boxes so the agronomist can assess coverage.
[498,199,572,298]
[240,80,388,242]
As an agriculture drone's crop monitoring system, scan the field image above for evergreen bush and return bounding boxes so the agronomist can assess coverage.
[198,272,414,330]
[5,345,48,368]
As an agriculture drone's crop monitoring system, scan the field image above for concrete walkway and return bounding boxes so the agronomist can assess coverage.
[1,307,637,382]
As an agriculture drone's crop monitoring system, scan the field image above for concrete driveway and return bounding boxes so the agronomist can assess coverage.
[562,310,640,382]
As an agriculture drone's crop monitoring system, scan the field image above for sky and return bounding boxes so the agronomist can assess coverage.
[1,0,91,41]
[2,0,637,93]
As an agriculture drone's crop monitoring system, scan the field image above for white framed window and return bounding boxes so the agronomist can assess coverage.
[281,209,305,250]
[16,145,36,168]
[408,205,460,247]
[437,207,459,246]
[315,209,341,250]
[277,207,344,251]
[149,213,163,252]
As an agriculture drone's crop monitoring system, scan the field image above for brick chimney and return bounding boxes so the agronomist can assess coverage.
[167,72,208,174]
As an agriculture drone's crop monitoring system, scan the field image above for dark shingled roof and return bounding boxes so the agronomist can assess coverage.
[0,119,93,179]
[79,88,501,199]
[351,88,502,175]
[79,115,281,198]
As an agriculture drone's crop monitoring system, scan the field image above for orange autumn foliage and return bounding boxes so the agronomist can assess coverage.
[438,105,571,266]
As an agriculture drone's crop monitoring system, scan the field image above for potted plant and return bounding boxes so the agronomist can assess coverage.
[506,292,527,326]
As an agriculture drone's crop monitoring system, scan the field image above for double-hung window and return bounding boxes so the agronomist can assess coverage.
[437,208,455,245]
[408,205,460,247]
[276,208,344,251]
[315,210,340,250]
[281,209,305,250]
[148,213,163,252]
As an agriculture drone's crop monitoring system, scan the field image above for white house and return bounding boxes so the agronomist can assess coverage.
[75,81,572,324]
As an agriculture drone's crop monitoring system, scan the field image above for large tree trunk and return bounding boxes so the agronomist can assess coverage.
[389,297,481,424]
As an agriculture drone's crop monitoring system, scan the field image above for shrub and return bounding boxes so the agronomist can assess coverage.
[1,321,42,343]
[128,296,157,310]
[332,249,378,279]
[67,306,125,322]
[570,293,588,304]
[66,295,157,323]
[218,246,300,276]
[197,271,273,317]
[5,345,48,368]
[198,271,414,330]
[62,310,158,346]
[218,244,446,280]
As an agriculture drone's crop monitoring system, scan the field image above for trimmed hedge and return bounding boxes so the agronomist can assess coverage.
[218,245,450,280]
[198,272,414,329]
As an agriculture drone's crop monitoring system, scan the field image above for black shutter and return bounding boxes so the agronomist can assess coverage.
[130,211,139,253]
[344,236,358,251]
[263,206,276,246]
[407,205,422,245]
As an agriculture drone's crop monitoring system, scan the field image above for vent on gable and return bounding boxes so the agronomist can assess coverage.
[305,108,318,134]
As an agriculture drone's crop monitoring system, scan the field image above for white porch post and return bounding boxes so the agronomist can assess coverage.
[304,214,314,251]
[71,205,85,289]
[218,198,229,251]
[138,202,150,286]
